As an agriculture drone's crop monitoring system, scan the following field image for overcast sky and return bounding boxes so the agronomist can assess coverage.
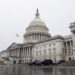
[0,0,75,51]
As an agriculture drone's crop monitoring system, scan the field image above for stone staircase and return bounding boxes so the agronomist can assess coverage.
[59,60,75,66]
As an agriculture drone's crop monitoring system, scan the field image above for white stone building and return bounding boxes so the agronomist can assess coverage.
[0,50,9,64]
[1,9,75,64]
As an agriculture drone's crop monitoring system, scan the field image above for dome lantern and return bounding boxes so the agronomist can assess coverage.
[35,8,40,17]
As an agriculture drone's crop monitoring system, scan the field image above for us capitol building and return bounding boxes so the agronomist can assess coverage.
[1,9,75,64]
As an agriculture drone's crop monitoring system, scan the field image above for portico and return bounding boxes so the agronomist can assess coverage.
[7,43,33,64]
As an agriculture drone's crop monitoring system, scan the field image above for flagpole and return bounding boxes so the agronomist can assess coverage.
[16,34,20,43]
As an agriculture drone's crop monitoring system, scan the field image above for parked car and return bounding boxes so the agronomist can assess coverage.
[41,59,53,65]
[29,61,36,65]
[35,60,41,65]
[29,60,41,65]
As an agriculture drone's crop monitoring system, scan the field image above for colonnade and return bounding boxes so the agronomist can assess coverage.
[64,40,73,55]
[9,46,32,63]
[19,46,32,57]
[24,33,49,42]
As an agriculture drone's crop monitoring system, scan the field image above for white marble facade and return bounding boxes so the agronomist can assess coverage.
[1,9,75,64]
[32,36,64,63]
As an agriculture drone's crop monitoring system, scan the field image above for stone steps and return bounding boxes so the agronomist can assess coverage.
[59,60,75,66]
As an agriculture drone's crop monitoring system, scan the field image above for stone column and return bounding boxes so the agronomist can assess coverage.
[40,34,41,39]
[66,42,68,55]
[27,47,29,63]
[16,49,17,57]
[69,41,71,54]
[18,48,20,57]
[22,48,23,57]
[32,34,34,40]
[23,48,25,63]
[29,46,30,57]
[25,47,26,57]
[14,49,15,56]
[26,35,28,41]
[45,35,46,39]
[21,48,22,57]
[44,34,45,39]
[27,35,28,41]
[34,34,35,40]
[38,34,39,40]
[70,41,72,54]
[35,34,36,40]
[31,34,33,40]
[39,34,40,40]
[23,48,24,57]
[24,47,26,63]
[31,34,32,40]
[26,47,28,58]
[29,34,31,40]
[19,48,21,58]
[25,47,26,58]
[29,47,30,62]
[42,34,43,39]
[27,47,28,57]
[36,34,37,40]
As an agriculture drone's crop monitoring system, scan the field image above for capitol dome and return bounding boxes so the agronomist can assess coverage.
[29,15,46,26]
[24,9,51,43]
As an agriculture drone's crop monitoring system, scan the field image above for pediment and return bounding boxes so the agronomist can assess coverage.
[11,43,18,47]
[7,43,18,49]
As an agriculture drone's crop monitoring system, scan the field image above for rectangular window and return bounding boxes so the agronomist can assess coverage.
[39,50,41,56]
[53,48,56,54]
[36,51,38,56]
[49,49,51,54]
[44,49,46,56]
